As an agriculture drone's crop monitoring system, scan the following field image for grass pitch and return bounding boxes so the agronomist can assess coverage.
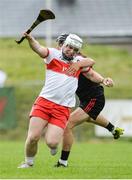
[0,140,132,179]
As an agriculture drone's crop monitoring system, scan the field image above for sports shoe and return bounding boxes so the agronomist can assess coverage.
[112,127,124,139]
[17,162,33,168]
[50,148,58,156]
[54,161,67,168]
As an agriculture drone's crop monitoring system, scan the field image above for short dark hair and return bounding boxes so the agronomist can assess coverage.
[56,33,69,45]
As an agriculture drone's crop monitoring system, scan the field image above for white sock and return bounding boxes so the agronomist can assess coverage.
[25,156,34,165]
[111,127,116,134]
[59,159,68,166]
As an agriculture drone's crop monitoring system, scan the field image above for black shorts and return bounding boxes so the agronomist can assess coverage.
[79,94,105,120]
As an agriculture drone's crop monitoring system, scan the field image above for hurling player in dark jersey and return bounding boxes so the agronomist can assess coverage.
[55,34,124,167]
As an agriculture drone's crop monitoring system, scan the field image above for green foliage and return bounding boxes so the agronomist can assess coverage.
[0,140,132,179]
[0,38,132,139]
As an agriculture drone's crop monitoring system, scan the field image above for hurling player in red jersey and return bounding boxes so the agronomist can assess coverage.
[18,33,95,168]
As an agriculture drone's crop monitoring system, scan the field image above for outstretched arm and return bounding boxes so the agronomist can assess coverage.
[24,33,49,58]
[83,68,114,87]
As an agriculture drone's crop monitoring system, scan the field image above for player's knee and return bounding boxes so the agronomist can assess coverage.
[46,139,58,149]
[27,133,40,144]
[86,117,92,122]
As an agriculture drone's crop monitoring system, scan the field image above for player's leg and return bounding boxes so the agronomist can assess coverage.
[18,97,51,168]
[56,95,124,167]
[25,117,48,156]
[45,103,71,156]
[88,114,124,139]
[88,114,109,127]
[88,114,115,132]
[63,107,88,150]
[85,95,119,137]
[45,123,64,155]
[55,127,73,167]
[18,117,48,168]
[55,96,107,167]
[55,107,89,167]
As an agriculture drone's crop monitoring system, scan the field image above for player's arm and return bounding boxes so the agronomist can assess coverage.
[24,33,48,58]
[76,57,95,68]
[66,57,95,75]
[83,68,114,87]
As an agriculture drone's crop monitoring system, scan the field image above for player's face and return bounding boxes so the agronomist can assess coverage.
[62,45,78,58]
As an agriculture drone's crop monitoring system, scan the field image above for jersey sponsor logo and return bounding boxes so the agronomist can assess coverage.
[46,59,80,78]
[62,66,68,72]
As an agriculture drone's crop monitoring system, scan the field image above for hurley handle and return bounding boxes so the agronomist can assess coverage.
[15,29,31,44]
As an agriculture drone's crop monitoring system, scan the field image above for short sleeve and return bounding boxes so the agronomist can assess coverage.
[44,48,56,64]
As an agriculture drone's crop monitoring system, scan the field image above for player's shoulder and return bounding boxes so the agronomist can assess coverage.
[48,47,61,58]
[48,47,60,53]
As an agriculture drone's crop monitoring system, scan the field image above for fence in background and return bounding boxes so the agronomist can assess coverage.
[0,0,132,44]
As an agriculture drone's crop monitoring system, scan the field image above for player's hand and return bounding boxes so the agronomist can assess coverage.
[23,32,33,41]
[102,77,114,87]
[65,62,80,76]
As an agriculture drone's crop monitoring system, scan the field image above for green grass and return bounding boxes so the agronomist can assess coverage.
[0,140,132,179]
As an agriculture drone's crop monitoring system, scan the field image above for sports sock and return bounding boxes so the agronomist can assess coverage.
[105,122,114,132]
[25,156,34,165]
[60,150,70,161]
